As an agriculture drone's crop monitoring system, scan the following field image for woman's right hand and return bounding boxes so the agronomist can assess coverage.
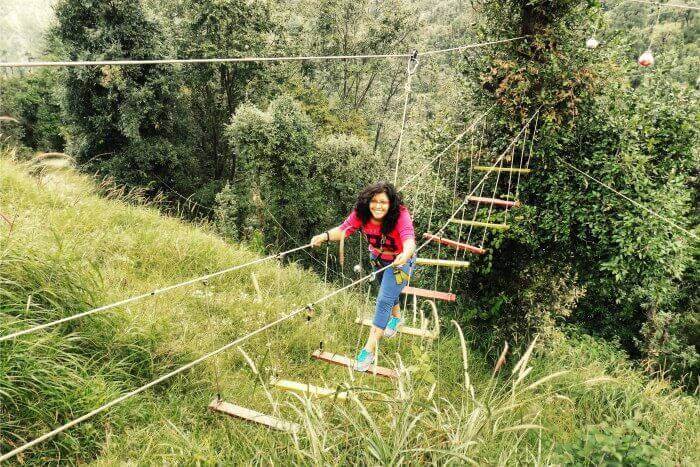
[310,233,327,247]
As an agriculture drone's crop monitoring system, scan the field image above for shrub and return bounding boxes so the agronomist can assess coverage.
[218,95,384,261]
[640,311,700,391]
[556,419,667,466]
[0,69,65,152]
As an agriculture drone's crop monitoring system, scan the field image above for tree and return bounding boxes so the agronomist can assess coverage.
[177,0,273,188]
[52,0,188,189]
[0,69,65,151]
[455,0,698,388]
[217,94,384,265]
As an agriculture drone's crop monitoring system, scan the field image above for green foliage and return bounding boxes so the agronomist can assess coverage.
[219,95,316,244]
[458,0,699,389]
[530,79,698,355]
[217,94,383,251]
[52,0,188,189]
[556,419,666,466]
[0,69,65,151]
[470,258,587,346]
[176,0,272,186]
[315,133,379,214]
[287,80,370,136]
[303,0,412,111]
[467,0,601,126]
[278,0,417,156]
[640,310,699,389]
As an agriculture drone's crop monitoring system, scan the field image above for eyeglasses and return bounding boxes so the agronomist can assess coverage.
[370,200,390,207]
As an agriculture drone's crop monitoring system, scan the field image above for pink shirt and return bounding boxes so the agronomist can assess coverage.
[340,205,415,260]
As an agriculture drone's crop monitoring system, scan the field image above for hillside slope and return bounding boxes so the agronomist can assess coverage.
[1,154,698,465]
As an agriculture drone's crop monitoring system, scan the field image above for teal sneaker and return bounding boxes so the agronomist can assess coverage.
[384,316,403,338]
[353,348,375,372]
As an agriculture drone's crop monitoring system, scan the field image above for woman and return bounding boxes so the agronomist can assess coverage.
[311,181,416,372]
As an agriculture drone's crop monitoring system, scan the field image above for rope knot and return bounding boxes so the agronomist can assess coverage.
[305,304,315,322]
[406,49,419,75]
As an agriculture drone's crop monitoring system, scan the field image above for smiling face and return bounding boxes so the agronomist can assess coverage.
[369,192,390,222]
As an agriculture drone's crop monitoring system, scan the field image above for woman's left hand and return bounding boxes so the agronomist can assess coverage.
[393,252,410,267]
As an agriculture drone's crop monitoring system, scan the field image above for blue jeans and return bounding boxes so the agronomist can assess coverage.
[370,253,416,329]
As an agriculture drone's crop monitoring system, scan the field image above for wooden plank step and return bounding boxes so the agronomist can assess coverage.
[355,318,436,339]
[416,258,470,268]
[402,285,456,301]
[473,166,531,173]
[271,378,349,400]
[311,350,398,379]
[208,399,299,433]
[422,233,486,255]
[467,195,520,209]
[450,219,509,230]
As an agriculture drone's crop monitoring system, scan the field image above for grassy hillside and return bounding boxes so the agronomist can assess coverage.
[1,153,698,465]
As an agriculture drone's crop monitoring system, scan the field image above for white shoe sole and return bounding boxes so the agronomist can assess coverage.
[384,320,403,338]
[353,358,375,372]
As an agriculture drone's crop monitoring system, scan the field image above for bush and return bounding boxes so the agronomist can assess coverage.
[556,419,667,466]
[640,311,700,390]
[217,95,384,258]
[0,69,65,151]
[474,259,587,346]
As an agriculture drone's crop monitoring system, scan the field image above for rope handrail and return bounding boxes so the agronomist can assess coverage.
[0,244,310,342]
[0,37,527,68]
[556,156,698,240]
[0,108,528,463]
[398,106,494,191]
[391,53,418,185]
[418,36,529,56]
[0,107,491,343]
[419,111,541,255]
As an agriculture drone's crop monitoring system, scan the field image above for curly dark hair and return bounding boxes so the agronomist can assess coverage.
[354,181,404,236]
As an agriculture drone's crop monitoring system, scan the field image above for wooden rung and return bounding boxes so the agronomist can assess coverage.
[422,233,486,255]
[402,285,456,301]
[311,350,398,379]
[467,195,520,208]
[355,318,436,339]
[473,166,531,173]
[450,219,509,230]
[416,258,470,268]
[208,399,299,433]
[271,378,349,400]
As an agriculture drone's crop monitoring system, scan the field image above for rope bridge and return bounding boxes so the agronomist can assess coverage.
[2,29,694,461]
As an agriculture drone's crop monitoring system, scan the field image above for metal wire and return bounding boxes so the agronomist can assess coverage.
[0,37,528,69]
[556,156,698,239]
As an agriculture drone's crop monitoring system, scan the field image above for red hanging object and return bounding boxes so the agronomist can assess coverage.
[638,50,655,67]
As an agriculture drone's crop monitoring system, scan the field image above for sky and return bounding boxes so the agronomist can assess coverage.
[0,0,55,61]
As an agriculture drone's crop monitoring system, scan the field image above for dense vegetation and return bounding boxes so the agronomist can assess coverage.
[0,0,698,463]
[1,156,698,464]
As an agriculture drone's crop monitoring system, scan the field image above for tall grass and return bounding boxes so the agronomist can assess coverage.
[1,154,698,465]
